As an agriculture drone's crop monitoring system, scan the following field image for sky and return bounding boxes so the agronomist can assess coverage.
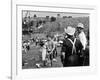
[22,10,89,18]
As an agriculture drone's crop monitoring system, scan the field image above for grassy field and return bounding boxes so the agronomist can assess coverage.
[22,43,63,69]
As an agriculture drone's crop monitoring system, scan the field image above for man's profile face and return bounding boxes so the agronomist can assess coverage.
[77,27,83,33]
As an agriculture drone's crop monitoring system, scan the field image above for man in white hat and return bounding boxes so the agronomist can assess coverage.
[76,23,88,66]
[61,26,83,66]
[76,23,87,50]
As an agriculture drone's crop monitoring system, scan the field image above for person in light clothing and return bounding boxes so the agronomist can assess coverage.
[76,23,89,66]
[39,40,47,66]
[77,23,87,50]
[41,43,47,66]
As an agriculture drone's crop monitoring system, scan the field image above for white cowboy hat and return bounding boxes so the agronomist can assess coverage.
[59,40,63,44]
[64,26,75,35]
[77,23,84,28]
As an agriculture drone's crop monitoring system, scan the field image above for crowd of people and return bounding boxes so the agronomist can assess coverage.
[22,22,89,67]
[22,11,89,68]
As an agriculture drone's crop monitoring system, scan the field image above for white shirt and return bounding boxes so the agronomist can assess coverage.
[78,31,87,50]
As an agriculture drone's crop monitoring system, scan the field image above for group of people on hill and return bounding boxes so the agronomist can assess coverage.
[39,22,89,67]
[22,22,89,67]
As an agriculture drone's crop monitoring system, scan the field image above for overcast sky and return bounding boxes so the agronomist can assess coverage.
[22,10,89,18]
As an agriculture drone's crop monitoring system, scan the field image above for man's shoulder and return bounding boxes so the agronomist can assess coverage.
[64,38,81,44]
[62,38,71,44]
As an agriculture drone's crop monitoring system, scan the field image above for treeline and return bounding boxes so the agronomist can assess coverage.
[22,16,89,37]
[37,17,89,34]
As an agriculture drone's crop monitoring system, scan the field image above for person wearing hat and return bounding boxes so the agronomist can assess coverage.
[76,23,87,50]
[76,23,88,66]
[61,26,83,67]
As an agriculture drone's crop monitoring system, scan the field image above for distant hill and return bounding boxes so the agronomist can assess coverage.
[37,17,89,35]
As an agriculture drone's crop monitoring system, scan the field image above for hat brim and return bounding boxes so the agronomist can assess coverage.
[64,27,75,35]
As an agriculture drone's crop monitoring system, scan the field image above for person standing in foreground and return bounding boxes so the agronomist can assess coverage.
[76,23,87,50]
[61,26,83,67]
[76,23,88,65]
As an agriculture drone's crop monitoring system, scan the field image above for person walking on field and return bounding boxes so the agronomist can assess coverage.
[41,41,47,66]
[46,35,57,66]
[61,26,83,67]
[52,37,58,61]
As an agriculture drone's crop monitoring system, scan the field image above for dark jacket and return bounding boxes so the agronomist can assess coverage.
[61,37,83,66]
